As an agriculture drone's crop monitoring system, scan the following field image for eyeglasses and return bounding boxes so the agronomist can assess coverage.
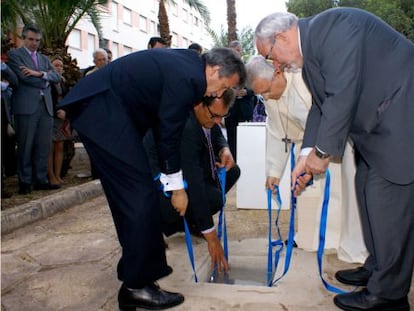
[265,39,276,60]
[206,105,230,119]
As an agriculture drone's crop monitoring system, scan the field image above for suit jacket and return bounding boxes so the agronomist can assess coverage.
[144,112,229,231]
[60,49,206,174]
[7,47,60,116]
[299,8,414,184]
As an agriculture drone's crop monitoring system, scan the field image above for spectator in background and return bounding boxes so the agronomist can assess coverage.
[84,48,108,76]
[147,36,167,49]
[48,56,71,186]
[144,90,239,273]
[225,40,256,161]
[83,48,110,179]
[103,47,113,62]
[7,24,61,194]
[1,61,18,198]
[188,43,203,54]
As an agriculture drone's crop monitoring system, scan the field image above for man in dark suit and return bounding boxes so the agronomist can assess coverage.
[255,8,414,311]
[58,48,246,310]
[7,24,61,194]
[144,90,240,273]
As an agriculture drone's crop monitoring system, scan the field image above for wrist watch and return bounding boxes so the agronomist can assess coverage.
[315,147,330,159]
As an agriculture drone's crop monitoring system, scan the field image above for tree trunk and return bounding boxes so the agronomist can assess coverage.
[227,0,237,45]
[158,0,172,47]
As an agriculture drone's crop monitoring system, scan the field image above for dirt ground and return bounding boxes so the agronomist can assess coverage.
[1,157,91,211]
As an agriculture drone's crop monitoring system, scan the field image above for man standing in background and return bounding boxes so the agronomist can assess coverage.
[7,24,61,194]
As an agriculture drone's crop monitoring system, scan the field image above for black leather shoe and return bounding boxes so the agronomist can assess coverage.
[18,183,32,195]
[33,183,61,191]
[334,288,409,311]
[118,282,184,310]
[335,266,371,286]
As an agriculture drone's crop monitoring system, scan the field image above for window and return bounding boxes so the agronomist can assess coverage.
[68,29,81,49]
[172,2,178,16]
[183,38,188,48]
[88,33,95,52]
[139,15,147,32]
[150,21,157,35]
[182,9,188,23]
[124,46,132,55]
[172,32,178,48]
[123,7,132,25]
[112,42,119,60]
[111,1,119,31]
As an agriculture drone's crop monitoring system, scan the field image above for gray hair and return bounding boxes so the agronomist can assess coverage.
[22,24,42,38]
[245,55,275,89]
[255,12,298,45]
[228,40,241,49]
[92,48,108,59]
[202,48,247,87]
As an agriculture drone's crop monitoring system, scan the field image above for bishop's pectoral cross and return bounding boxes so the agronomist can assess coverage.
[282,135,292,153]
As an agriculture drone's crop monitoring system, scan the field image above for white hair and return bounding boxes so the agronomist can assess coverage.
[92,48,108,59]
[255,12,298,44]
[245,55,275,89]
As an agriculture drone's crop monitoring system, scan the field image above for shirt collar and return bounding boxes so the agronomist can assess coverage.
[297,27,303,56]
[24,46,37,55]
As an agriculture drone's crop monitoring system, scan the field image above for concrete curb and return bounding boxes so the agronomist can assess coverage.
[1,180,103,234]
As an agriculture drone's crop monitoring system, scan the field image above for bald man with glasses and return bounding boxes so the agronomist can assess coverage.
[245,55,367,264]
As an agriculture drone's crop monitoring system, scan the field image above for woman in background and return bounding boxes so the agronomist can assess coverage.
[48,56,71,186]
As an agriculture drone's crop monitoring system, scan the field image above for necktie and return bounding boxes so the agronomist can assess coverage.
[31,51,38,69]
[204,129,217,181]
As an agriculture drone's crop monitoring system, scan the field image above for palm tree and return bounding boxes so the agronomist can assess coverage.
[158,0,211,47]
[226,0,237,44]
[1,0,106,85]
[207,26,254,61]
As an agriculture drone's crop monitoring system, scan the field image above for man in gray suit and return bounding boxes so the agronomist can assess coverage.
[7,24,61,194]
[255,8,414,311]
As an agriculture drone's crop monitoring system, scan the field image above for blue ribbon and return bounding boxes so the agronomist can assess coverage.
[316,169,349,294]
[210,167,228,281]
[267,143,296,286]
[183,218,198,282]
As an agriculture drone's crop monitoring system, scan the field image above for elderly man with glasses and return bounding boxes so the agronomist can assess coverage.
[245,55,367,264]
[255,8,414,311]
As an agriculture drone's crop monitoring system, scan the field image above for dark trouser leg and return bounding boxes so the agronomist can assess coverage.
[355,151,414,299]
[32,101,53,184]
[225,120,238,162]
[80,134,171,289]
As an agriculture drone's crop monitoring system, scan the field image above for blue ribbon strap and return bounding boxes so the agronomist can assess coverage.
[317,169,349,294]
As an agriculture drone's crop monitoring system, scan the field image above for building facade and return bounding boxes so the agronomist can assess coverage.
[67,0,213,68]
